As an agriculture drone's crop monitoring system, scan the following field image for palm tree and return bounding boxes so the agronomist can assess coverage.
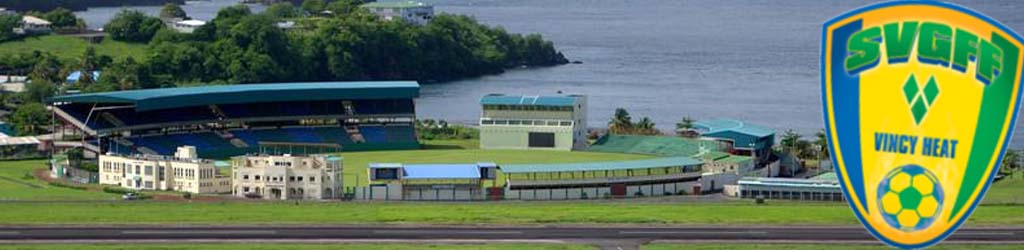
[636,117,658,135]
[608,108,633,134]
[675,116,696,137]
[814,130,829,159]
[780,129,801,152]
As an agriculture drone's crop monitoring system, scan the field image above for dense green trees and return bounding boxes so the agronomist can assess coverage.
[159,3,188,19]
[265,2,300,19]
[42,8,79,28]
[105,10,164,43]
[132,4,566,87]
[301,0,326,14]
[10,103,48,136]
[0,13,21,42]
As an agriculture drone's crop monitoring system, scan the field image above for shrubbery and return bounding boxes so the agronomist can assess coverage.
[416,119,478,140]
[48,182,87,190]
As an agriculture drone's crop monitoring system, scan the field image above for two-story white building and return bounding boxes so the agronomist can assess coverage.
[360,1,434,25]
[99,146,231,194]
[479,94,588,151]
[231,154,342,200]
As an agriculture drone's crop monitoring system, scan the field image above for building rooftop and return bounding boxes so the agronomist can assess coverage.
[176,19,207,26]
[401,164,481,179]
[694,119,775,138]
[500,156,702,174]
[0,136,40,146]
[589,135,725,157]
[22,16,51,25]
[715,155,752,164]
[738,177,840,187]
[480,94,579,107]
[361,0,431,9]
[810,172,838,181]
[49,81,420,111]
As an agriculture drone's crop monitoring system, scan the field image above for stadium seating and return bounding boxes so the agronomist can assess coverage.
[358,126,387,143]
[384,126,416,143]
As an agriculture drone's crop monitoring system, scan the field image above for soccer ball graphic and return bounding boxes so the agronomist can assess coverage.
[877,165,944,231]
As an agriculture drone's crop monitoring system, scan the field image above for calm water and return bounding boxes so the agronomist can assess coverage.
[76,0,264,30]
[76,0,1024,145]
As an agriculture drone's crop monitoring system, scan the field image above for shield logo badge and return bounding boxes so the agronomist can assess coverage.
[821,1,1024,248]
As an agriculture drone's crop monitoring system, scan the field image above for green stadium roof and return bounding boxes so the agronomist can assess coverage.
[499,156,702,173]
[588,135,725,157]
[810,172,838,181]
[694,119,774,137]
[715,155,752,164]
[697,151,730,161]
[480,94,579,107]
[49,81,419,111]
[361,1,431,9]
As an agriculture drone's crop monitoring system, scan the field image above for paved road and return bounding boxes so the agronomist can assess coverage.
[0,225,1020,243]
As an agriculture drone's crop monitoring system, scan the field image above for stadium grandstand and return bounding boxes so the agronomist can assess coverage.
[48,81,420,158]
[500,157,706,199]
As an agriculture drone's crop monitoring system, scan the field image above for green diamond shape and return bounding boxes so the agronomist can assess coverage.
[923,76,939,105]
[911,99,928,124]
[903,75,919,104]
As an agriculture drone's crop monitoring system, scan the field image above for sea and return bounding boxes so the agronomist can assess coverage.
[75,0,1024,146]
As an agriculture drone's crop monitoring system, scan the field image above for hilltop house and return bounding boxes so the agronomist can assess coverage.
[360,1,434,25]
[19,16,52,34]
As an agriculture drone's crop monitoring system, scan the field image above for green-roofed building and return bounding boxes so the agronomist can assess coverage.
[479,94,588,151]
[589,134,774,177]
[360,0,434,25]
[693,119,776,165]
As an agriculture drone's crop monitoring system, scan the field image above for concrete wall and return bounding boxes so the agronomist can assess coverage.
[506,181,697,200]
[700,173,740,192]
[479,125,574,151]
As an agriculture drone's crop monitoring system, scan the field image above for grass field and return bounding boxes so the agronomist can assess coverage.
[0,35,149,62]
[0,243,594,250]
[0,199,1020,225]
[0,160,116,201]
[986,171,1024,204]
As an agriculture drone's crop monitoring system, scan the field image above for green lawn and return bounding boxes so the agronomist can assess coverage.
[0,200,1020,225]
[0,243,594,250]
[985,171,1024,204]
[0,35,149,62]
[643,244,1024,250]
[0,160,116,201]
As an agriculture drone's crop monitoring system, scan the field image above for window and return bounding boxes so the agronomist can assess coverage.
[374,168,399,180]
[310,177,316,182]
[255,175,261,180]
[289,176,296,182]
[528,132,556,148]
[297,176,303,182]
[243,175,249,180]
